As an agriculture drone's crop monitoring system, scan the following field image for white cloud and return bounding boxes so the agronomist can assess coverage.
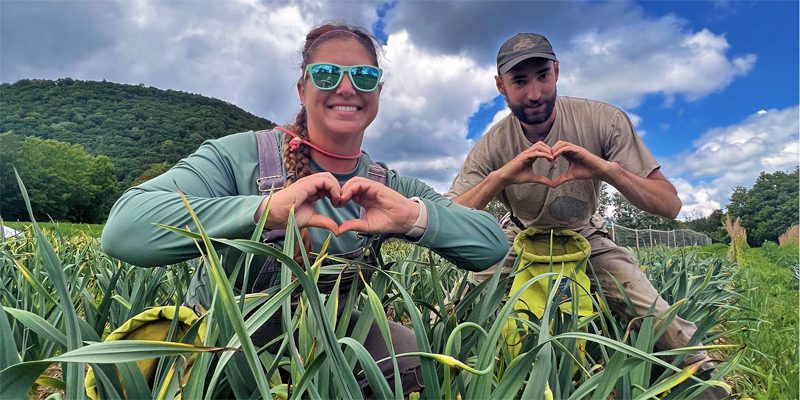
[480,108,512,138]
[0,0,774,200]
[665,106,800,217]
[58,2,314,123]
[363,30,498,191]
[129,0,157,28]
[672,178,723,219]
[2,1,378,124]
[558,19,756,108]
[384,3,755,109]
[627,112,647,137]
[383,1,643,62]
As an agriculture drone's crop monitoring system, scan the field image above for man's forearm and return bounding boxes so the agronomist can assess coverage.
[452,170,508,210]
[604,164,681,219]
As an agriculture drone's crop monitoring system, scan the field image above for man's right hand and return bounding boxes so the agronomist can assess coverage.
[496,141,555,186]
[452,141,555,210]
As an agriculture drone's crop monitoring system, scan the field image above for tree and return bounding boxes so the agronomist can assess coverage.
[726,168,799,246]
[596,183,612,219]
[606,191,681,230]
[133,162,171,186]
[484,199,508,221]
[0,133,118,223]
[0,132,24,219]
[0,79,275,189]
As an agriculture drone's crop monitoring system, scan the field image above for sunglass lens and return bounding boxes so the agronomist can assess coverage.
[310,64,342,89]
[350,66,380,91]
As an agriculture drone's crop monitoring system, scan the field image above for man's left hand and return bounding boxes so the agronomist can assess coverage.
[549,140,614,187]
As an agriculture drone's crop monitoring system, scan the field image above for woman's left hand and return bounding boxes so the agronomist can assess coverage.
[337,177,420,235]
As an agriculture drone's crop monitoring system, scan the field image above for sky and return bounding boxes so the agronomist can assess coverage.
[2,0,798,220]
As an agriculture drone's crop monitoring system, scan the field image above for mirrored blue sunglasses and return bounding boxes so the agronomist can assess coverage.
[305,63,382,92]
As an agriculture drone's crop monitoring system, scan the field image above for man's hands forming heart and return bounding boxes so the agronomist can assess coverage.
[497,140,614,188]
[259,173,420,236]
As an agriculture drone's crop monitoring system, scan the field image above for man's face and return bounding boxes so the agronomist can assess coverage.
[496,58,559,126]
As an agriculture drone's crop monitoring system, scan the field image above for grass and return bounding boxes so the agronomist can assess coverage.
[724,242,799,398]
[3,220,104,238]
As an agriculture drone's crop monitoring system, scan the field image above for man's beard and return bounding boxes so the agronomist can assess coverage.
[507,92,556,125]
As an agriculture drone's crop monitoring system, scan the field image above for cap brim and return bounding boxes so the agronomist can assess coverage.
[498,53,558,74]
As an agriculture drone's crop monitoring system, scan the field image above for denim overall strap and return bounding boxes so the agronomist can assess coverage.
[366,162,387,185]
[255,129,285,194]
[359,162,388,219]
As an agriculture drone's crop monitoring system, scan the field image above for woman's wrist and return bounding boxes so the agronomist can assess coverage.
[254,196,281,230]
[254,196,269,223]
[404,197,428,238]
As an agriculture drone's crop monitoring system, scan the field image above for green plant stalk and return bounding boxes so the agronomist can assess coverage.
[213,234,363,398]
[369,267,443,400]
[173,190,273,399]
[360,273,403,399]
[443,322,488,400]
[14,169,85,400]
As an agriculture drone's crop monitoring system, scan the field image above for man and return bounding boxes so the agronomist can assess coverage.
[448,33,728,398]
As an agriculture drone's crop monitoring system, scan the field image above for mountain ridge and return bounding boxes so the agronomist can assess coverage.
[0,78,276,186]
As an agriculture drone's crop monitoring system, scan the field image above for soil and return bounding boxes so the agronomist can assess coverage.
[32,363,64,400]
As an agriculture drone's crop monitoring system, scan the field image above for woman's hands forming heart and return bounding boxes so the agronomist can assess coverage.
[256,173,420,236]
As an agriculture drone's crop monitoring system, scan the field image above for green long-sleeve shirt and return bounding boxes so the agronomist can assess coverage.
[102,130,508,274]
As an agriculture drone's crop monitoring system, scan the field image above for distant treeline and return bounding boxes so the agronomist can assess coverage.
[1,78,275,185]
[1,78,275,223]
[594,167,799,247]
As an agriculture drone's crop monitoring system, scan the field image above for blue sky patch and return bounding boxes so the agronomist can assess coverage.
[467,95,506,141]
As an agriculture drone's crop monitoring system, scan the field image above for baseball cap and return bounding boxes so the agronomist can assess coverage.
[496,33,557,74]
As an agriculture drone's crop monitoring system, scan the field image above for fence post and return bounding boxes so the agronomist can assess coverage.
[649,226,653,248]
[635,229,640,251]
[611,222,616,242]
[682,230,685,246]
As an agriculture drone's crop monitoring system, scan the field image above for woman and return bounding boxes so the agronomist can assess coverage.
[102,23,508,396]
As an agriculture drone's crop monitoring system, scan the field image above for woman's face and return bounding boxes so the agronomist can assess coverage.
[298,38,381,140]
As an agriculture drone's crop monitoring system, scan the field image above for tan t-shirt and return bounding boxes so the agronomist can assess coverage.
[447,96,660,230]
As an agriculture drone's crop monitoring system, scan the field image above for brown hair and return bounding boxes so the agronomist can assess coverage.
[281,23,380,259]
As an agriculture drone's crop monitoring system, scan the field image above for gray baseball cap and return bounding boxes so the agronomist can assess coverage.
[496,33,557,74]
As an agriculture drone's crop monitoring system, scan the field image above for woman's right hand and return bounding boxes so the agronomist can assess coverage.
[254,172,342,234]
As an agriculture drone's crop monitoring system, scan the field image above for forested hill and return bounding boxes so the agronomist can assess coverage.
[0,78,276,185]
